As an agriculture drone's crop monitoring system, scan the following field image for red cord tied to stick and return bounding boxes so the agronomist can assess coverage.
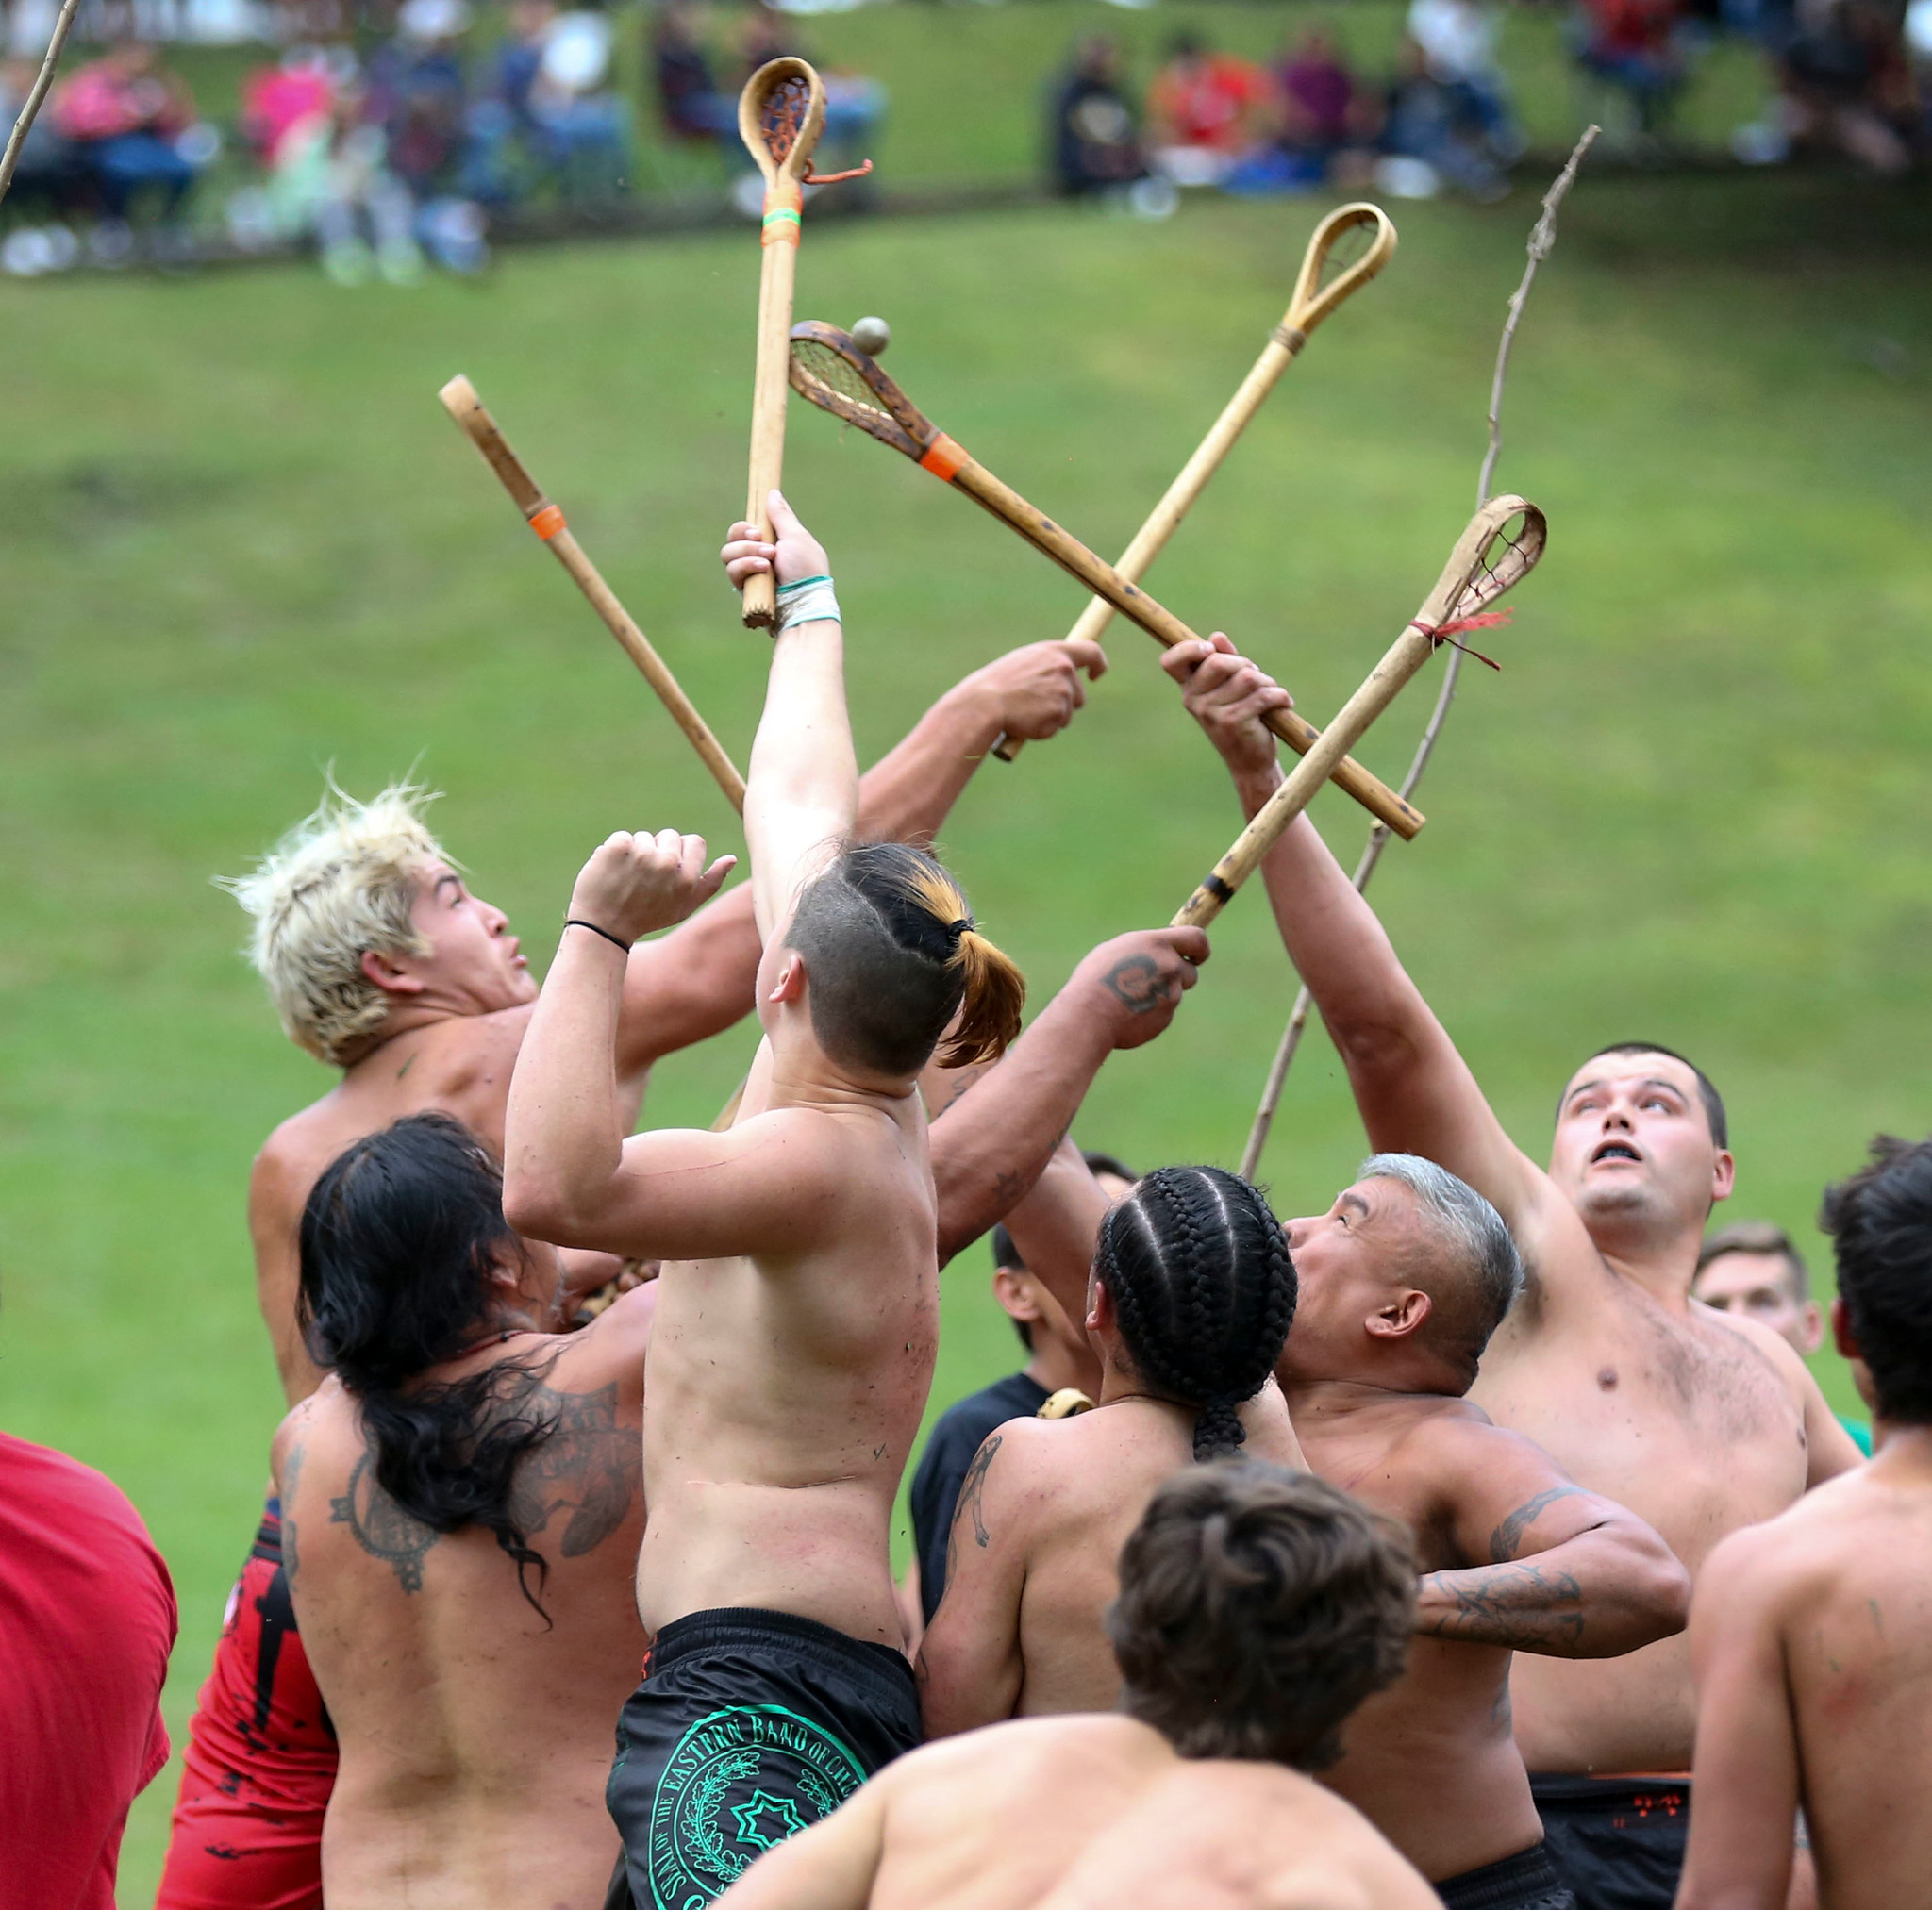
[1410,606,1513,671]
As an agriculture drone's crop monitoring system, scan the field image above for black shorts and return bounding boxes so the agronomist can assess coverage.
[1437,1841,1576,1910]
[605,1606,922,1910]
[1530,1774,1690,1910]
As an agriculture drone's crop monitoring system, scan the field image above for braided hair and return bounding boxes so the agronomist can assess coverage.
[1095,1167,1296,1460]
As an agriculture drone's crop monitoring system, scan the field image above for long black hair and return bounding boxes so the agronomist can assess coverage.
[1095,1166,1297,1460]
[298,1112,560,1619]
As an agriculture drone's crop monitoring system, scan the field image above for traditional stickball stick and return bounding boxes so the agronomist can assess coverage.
[439,374,747,814]
[736,60,872,629]
[1172,496,1546,928]
[995,203,1396,763]
[788,322,1424,839]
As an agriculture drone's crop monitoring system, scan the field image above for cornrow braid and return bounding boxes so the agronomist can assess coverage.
[1095,1167,1297,1461]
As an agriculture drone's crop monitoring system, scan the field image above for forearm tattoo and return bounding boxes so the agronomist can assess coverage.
[1420,1558,1586,1650]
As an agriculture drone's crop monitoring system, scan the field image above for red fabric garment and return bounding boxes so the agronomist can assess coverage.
[0,1433,177,1910]
[1150,55,1267,151]
[52,60,189,141]
[156,1530,334,1910]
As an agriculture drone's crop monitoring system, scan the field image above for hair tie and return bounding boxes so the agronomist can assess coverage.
[948,916,974,938]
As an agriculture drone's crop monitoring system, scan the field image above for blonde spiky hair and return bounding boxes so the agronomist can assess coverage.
[217,779,451,1066]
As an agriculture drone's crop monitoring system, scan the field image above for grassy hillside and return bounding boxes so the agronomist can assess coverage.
[1,166,1928,1900]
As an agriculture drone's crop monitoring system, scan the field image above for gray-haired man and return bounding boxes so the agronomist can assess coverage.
[1280,1155,1690,1910]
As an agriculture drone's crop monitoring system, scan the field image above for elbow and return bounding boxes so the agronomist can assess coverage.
[502,1165,586,1249]
[1589,1542,1693,1657]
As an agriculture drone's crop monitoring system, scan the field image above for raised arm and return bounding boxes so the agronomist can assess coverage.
[923,928,1206,1264]
[610,637,1108,1088]
[724,492,858,939]
[1418,1420,1690,1658]
[710,1769,891,1910]
[916,1427,1032,1736]
[1162,636,1548,1237]
[1674,1526,1800,1910]
[502,830,736,1251]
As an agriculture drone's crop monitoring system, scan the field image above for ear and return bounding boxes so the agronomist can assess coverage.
[1796,1299,1824,1356]
[1087,1271,1112,1337]
[766,950,808,1007]
[993,1267,1046,1327]
[360,947,428,999]
[1710,1150,1737,1202]
[1831,1296,1860,1363]
[1364,1287,1432,1342]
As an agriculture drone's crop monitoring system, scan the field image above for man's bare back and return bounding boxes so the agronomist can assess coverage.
[918,1391,1304,1724]
[1677,1443,1932,1910]
[712,1716,1437,1910]
[276,1286,653,1909]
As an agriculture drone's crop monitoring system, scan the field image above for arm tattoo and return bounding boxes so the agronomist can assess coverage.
[1488,1485,1590,1563]
[941,1433,1003,1592]
[1098,954,1163,1014]
[1420,1559,1586,1650]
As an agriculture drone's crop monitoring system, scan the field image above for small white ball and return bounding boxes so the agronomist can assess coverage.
[851,315,891,357]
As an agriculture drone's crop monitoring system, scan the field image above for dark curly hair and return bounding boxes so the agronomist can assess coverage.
[1094,1166,1296,1460]
[298,1112,562,1620]
[1821,1134,1932,1425]
[1109,1461,1415,1770]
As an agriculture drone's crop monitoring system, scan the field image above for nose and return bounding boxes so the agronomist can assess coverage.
[1286,1215,1313,1249]
[1603,1104,1632,1131]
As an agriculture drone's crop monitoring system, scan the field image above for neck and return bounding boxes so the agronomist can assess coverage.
[763,1038,919,1115]
[1026,1336,1102,1398]
[1871,1420,1932,1470]
[1280,1371,1431,1422]
[336,1003,454,1071]
[1573,1203,1706,1306]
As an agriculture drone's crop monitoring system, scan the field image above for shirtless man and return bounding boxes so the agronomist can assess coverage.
[1164,633,1860,1908]
[275,1111,660,1906]
[1676,1136,1932,1910]
[917,1165,1302,1729]
[505,492,1049,1905]
[159,623,1161,1909]
[1283,1154,1690,1910]
[715,1462,1438,1910]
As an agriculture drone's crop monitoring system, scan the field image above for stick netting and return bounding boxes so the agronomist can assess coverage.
[759,74,812,164]
[789,339,911,447]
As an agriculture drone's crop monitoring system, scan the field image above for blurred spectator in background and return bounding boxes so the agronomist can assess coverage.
[1776,0,1916,170]
[51,39,211,258]
[1407,0,1523,155]
[240,43,338,168]
[523,5,631,199]
[0,57,86,274]
[1048,33,1146,196]
[1379,35,1512,197]
[1147,28,1270,184]
[1275,25,1381,181]
[736,0,793,84]
[652,0,731,143]
[367,0,489,271]
[1573,0,1690,140]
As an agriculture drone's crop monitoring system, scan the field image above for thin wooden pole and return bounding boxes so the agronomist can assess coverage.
[0,0,83,206]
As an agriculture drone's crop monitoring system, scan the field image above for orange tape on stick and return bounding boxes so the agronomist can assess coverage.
[918,434,969,483]
[529,504,566,540]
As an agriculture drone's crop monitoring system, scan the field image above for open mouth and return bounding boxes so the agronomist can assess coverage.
[1591,1140,1641,1166]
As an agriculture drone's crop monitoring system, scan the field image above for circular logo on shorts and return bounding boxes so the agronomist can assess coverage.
[646,1704,865,1908]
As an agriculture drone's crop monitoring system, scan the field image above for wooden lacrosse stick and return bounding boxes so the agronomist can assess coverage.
[1173,496,1546,928]
[736,59,870,629]
[788,322,1424,839]
[439,374,747,814]
[996,203,1396,763]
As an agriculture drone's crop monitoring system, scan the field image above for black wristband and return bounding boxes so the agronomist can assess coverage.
[564,918,632,955]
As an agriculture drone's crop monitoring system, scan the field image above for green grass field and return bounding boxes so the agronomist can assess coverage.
[3,143,1930,1901]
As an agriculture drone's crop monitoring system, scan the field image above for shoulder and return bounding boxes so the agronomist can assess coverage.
[550,1285,657,1396]
[1698,1485,1853,1616]
[927,1376,1046,1456]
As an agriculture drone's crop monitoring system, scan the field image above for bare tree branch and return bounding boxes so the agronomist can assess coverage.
[0,0,85,208]
[1239,126,1600,1183]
